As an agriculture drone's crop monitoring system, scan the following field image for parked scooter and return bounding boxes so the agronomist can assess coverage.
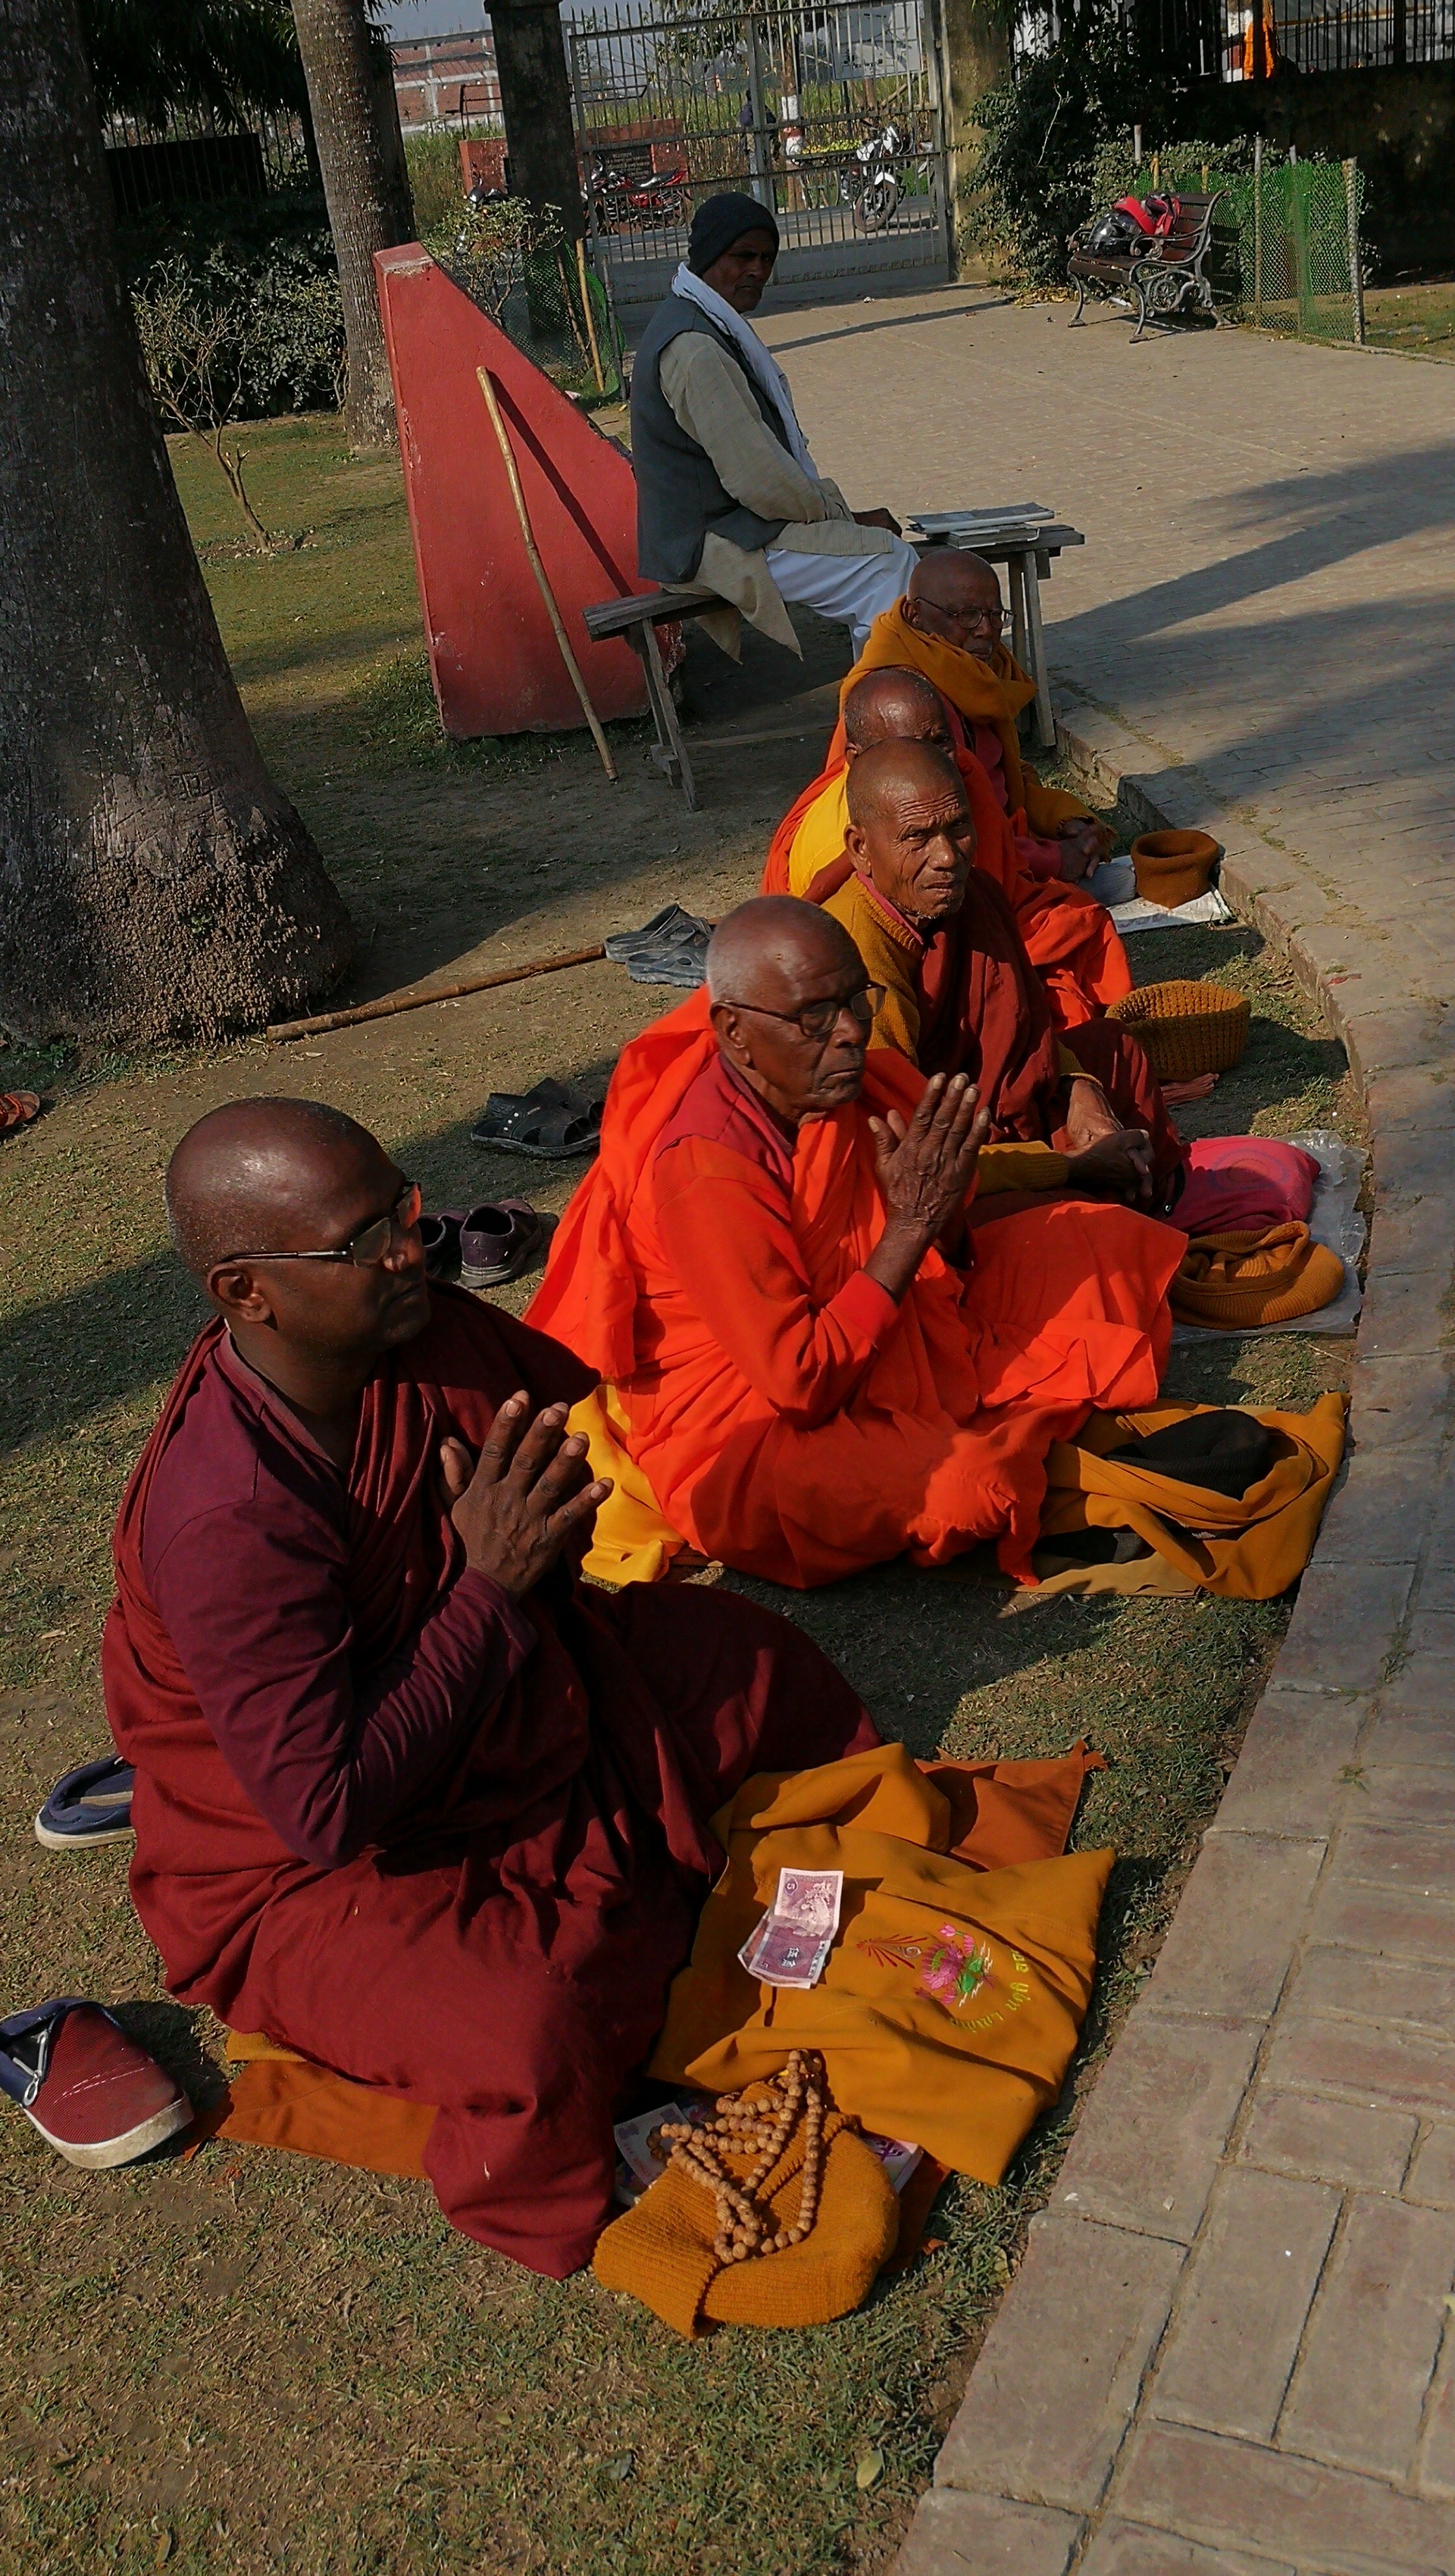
[840,121,903,231]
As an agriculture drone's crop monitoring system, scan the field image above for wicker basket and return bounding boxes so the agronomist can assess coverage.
[1130,828,1221,908]
[1106,979,1251,1082]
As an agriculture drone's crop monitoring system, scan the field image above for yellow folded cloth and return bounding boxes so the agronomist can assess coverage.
[568,1385,686,1585]
[1172,1222,1345,1329]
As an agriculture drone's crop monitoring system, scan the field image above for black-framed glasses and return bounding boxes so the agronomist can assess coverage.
[945,606,1007,634]
[224,1180,423,1270]
[722,985,885,1043]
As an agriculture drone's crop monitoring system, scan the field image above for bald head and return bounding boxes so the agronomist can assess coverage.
[905,550,1004,662]
[842,666,951,755]
[166,1097,383,1280]
[846,738,964,833]
[705,896,860,1008]
[705,898,873,1125]
[843,740,975,929]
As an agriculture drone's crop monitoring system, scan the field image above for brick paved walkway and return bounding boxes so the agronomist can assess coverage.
[762,294,1455,2573]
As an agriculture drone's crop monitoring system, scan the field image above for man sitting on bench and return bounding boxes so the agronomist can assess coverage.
[629,191,918,656]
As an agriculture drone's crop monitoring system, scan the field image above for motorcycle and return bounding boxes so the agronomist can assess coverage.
[590,159,689,231]
[840,122,903,232]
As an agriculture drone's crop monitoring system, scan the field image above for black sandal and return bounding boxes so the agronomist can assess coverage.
[469,1078,605,1162]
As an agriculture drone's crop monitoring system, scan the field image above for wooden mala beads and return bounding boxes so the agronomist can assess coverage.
[659,2049,828,2265]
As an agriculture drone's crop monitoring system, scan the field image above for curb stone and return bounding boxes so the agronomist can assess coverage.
[891,692,1455,2574]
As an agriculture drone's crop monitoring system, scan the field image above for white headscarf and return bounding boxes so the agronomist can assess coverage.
[670,261,818,476]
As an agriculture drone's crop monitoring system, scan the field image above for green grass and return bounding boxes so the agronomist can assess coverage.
[1363,276,1455,358]
[0,413,1360,2572]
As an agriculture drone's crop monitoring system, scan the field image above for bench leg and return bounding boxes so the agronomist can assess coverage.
[1006,552,1031,692]
[1025,555,1056,749]
[1131,277,1150,344]
[1070,277,1087,326]
[637,620,699,813]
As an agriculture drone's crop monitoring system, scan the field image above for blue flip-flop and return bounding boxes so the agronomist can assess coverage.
[34,1755,135,1851]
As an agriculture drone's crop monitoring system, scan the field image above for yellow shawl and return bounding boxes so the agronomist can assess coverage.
[843,602,1089,839]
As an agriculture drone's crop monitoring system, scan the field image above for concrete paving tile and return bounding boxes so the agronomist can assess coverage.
[1275,1562,1415,1694]
[1291,1943,1455,2037]
[1363,1703,1455,1765]
[1314,1451,1438,1566]
[1356,1768,1455,1830]
[1238,2088,1416,2190]
[1264,2009,1455,2119]
[935,2215,1184,2512]
[1406,2127,1455,2210]
[893,2489,1083,2574]
[1325,1821,1455,1901]
[1141,1834,1323,2021]
[1281,2197,1455,2477]
[1153,2168,1340,2442]
[1077,2524,1294,2576]
[1345,1355,1454,1453]
[1206,1690,1367,1838]
[1113,2420,1455,2570]
[1052,2012,1263,2245]
[1357,1269,1452,1359]
[1308,1874,1455,1967]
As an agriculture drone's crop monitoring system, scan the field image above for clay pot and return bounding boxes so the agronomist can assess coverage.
[1129,828,1221,908]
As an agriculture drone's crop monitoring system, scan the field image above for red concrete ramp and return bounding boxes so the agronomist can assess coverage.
[375,244,649,738]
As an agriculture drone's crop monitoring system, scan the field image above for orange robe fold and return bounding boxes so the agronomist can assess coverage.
[762,707,1131,1033]
[527,995,1182,1588]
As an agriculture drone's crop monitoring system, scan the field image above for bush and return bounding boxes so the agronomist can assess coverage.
[126,199,344,426]
[405,124,503,234]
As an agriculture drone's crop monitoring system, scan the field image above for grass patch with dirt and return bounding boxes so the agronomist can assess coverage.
[0,414,1359,2573]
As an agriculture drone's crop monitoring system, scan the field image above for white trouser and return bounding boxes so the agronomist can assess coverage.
[765,537,921,655]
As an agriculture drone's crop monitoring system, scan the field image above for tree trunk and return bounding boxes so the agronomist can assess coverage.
[289,0,413,449]
[491,1,585,240]
[0,0,355,1046]
[937,0,1012,280]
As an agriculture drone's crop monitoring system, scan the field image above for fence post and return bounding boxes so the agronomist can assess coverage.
[1253,130,1263,324]
[744,14,774,215]
[1289,155,1313,336]
[1344,158,1366,343]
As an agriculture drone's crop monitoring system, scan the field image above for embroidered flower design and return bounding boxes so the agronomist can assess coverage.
[856,1925,995,2015]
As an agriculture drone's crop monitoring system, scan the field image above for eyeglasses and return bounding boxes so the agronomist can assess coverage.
[944,605,1007,634]
[224,1180,422,1270]
[721,985,885,1043]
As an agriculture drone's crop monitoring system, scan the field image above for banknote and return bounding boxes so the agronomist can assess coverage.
[737,1866,843,1990]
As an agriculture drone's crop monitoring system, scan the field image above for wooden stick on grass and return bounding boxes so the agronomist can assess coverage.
[267,942,606,1043]
[476,365,616,784]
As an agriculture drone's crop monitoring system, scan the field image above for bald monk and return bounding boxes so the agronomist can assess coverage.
[102,1099,881,2276]
[527,900,1182,1590]
[846,552,1111,886]
[763,664,1133,1031]
[830,741,1184,1215]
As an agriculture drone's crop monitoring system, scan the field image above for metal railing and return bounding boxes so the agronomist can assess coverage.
[104,107,312,215]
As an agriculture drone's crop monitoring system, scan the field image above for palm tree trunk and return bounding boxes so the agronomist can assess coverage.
[289,0,414,450]
[0,0,355,1046]
[492,0,587,241]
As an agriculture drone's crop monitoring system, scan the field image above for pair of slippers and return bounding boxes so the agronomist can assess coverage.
[421,1201,555,1290]
[603,903,712,992]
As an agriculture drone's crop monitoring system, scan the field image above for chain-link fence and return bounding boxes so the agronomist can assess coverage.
[431,204,628,407]
[1218,157,1365,344]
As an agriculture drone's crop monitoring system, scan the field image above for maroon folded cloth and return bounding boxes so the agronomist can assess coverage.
[1174,1136,1320,1238]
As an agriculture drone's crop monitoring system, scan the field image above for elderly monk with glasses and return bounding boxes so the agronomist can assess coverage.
[529,899,1181,1591]
[102,1098,881,2277]
[843,551,1111,886]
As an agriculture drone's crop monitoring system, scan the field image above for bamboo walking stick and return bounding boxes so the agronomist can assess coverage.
[576,234,606,394]
[267,942,608,1043]
[475,366,617,783]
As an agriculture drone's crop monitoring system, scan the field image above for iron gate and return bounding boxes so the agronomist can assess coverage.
[565,0,951,316]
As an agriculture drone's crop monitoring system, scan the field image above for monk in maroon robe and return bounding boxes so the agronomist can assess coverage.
[102,1099,878,2277]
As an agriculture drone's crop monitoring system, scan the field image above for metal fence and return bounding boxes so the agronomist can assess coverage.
[1219,155,1366,340]
[1223,0,1455,71]
[565,0,950,311]
[104,108,312,217]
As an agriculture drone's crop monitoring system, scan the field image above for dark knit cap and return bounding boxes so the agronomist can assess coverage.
[687,192,780,276]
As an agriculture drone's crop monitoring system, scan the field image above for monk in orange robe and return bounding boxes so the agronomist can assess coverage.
[763,665,1131,1032]
[527,899,1183,1591]
[830,739,1185,1215]
[849,551,1112,881]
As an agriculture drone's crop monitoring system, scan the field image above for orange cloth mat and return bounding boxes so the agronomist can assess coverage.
[1038,1394,1348,1598]
[200,1745,1100,2182]
[649,1743,1112,2184]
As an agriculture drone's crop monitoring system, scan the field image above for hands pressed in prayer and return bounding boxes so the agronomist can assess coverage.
[866,1072,992,1302]
[440,1396,613,1600]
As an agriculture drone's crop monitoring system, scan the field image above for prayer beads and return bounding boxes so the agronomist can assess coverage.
[660,2049,828,2265]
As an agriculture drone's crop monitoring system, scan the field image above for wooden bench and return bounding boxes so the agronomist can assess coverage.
[580,583,718,810]
[1067,191,1229,343]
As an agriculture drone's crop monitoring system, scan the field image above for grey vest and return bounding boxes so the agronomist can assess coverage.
[629,296,791,585]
